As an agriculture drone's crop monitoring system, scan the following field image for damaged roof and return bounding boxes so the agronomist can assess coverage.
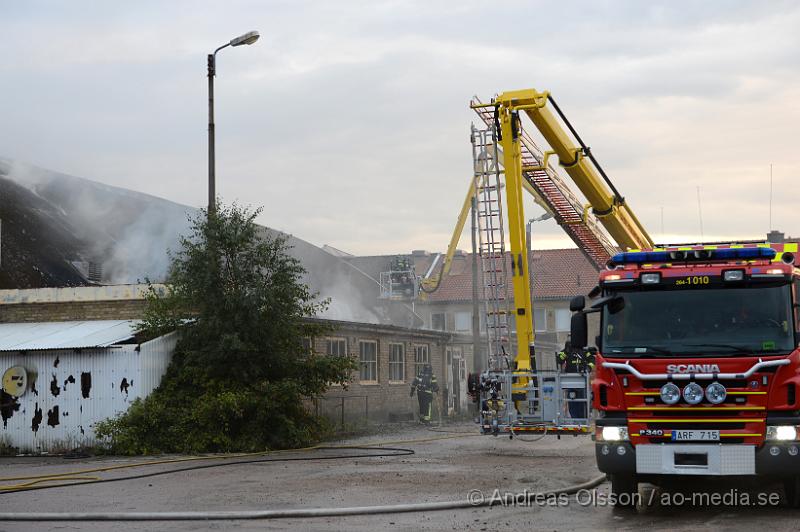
[0,320,139,352]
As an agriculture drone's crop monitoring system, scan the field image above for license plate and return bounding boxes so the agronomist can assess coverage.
[671,430,719,441]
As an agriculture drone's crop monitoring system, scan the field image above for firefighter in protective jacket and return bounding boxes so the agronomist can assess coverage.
[556,340,595,373]
[556,340,594,420]
[410,365,439,422]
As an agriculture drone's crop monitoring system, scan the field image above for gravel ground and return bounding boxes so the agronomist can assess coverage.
[0,422,798,531]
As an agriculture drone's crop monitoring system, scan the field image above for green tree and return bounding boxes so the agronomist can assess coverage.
[96,203,356,454]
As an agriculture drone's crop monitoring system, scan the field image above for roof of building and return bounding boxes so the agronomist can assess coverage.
[344,248,599,303]
[530,248,600,300]
[0,320,138,352]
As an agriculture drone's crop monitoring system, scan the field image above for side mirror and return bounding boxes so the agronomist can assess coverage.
[588,285,601,299]
[570,312,588,349]
[569,295,586,312]
[591,295,625,315]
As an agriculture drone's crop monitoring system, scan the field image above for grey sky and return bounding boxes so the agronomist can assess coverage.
[3,1,799,254]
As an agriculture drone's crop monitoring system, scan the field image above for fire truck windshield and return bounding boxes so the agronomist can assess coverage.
[602,284,795,357]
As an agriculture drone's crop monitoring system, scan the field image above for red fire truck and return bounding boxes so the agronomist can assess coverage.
[463,89,800,506]
[569,242,800,505]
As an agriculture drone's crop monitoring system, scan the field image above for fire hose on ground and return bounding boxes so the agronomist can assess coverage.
[0,474,607,521]
[0,432,608,521]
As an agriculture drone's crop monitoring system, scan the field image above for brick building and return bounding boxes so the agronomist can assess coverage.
[0,286,473,428]
[305,319,472,423]
[344,248,600,372]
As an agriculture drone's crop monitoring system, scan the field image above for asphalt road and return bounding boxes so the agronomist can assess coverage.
[1,423,798,531]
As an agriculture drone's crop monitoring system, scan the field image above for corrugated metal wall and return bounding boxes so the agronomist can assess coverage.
[0,332,176,452]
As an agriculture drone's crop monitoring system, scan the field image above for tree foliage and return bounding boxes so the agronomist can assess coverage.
[96,203,356,453]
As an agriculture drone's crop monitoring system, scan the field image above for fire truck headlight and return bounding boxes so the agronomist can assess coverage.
[723,270,744,282]
[705,382,727,404]
[601,426,629,441]
[767,426,798,441]
[641,273,661,285]
[683,383,704,405]
[660,383,681,405]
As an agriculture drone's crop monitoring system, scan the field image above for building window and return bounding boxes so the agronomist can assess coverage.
[555,308,571,332]
[454,311,471,333]
[301,337,313,355]
[389,343,405,382]
[414,344,430,376]
[326,337,347,357]
[431,313,446,331]
[359,340,378,382]
[533,308,547,332]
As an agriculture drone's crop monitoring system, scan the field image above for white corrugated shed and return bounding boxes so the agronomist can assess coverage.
[0,323,177,453]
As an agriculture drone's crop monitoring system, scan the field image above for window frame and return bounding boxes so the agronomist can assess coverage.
[413,343,430,377]
[533,308,547,332]
[388,342,406,383]
[301,336,314,356]
[431,312,446,331]
[454,311,471,333]
[325,337,348,357]
[359,340,379,384]
[555,308,571,332]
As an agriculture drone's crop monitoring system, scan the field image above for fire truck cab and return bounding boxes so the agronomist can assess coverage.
[570,242,800,505]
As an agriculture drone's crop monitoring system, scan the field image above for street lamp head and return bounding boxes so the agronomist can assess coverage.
[529,213,554,223]
[230,31,260,47]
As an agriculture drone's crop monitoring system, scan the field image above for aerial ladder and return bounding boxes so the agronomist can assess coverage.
[419,87,646,297]
[467,88,653,435]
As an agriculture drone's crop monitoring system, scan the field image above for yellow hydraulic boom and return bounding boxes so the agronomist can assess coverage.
[419,169,552,295]
[424,88,652,372]
[474,88,653,369]
[495,89,653,252]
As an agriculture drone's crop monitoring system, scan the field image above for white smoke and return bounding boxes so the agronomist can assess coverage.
[2,158,196,283]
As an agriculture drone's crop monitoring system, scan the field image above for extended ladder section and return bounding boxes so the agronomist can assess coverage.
[421,93,622,296]
[473,88,653,436]
[474,90,653,254]
[472,97,620,269]
[471,126,512,371]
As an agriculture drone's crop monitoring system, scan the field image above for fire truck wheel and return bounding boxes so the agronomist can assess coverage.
[783,476,800,508]
[610,474,638,508]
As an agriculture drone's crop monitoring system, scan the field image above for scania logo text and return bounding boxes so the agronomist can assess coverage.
[666,364,721,374]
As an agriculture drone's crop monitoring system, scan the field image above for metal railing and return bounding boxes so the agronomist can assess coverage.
[312,395,370,431]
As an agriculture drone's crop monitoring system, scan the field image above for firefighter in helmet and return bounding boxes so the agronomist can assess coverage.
[410,364,439,423]
[556,339,594,420]
[556,339,595,373]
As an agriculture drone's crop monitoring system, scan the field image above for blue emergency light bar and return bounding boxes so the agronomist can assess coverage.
[611,247,776,265]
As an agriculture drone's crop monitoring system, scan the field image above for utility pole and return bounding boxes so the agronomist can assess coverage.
[206,31,260,216]
[207,53,216,215]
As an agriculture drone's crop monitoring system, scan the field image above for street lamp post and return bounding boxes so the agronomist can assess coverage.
[207,30,260,215]
[526,212,554,255]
